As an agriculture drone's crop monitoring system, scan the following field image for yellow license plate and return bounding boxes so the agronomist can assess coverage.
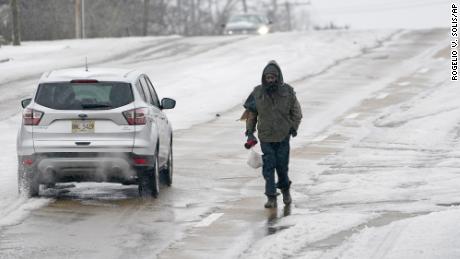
[72,120,95,133]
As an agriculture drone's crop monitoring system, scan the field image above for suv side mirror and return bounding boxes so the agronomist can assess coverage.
[21,98,32,108]
[161,98,176,110]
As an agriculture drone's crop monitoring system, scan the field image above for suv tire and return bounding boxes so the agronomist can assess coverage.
[18,162,39,198]
[138,153,160,198]
[160,142,173,187]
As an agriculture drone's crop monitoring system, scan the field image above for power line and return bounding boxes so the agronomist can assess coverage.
[315,0,446,10]
[313,0,450,14]
[315,0,448,10]
[315,0,449,14]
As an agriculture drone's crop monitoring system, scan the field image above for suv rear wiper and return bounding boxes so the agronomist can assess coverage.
[80,104,113,109]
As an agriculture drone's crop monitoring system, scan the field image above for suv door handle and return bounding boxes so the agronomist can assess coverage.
[75,142,91,146]
[153,115,165,120]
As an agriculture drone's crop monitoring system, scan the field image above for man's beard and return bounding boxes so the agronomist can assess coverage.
[265,81,279,93]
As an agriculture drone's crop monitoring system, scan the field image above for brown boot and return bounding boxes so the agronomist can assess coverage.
[264,196,277,208]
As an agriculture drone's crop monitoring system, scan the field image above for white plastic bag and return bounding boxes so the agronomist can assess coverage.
[247,149,263,169]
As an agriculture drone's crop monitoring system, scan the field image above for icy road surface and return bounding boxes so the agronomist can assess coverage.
[0,29,456,258]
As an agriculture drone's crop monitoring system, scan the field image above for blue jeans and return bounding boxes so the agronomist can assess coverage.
[260,136,291,197]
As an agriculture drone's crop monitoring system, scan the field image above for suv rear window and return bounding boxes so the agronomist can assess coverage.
[35,82,133,110]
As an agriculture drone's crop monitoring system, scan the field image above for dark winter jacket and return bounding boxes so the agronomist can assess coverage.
[244,61,303,142]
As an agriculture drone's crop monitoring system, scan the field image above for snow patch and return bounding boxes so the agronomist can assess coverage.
[195,213,224,227]
[325,209,460,259]
[397,81,411,86]
[242,212,375,259]
[0,198,51,227]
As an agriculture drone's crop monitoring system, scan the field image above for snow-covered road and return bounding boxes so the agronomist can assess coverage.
[0,29,456,258]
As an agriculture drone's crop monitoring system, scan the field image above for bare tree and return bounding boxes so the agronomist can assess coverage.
[176,0,182,34]
[241,0,247,13]
[215,0,238,33]
[285,1,291,31]
[10,0,19,45]
[143,0,150,36]
[271,0,277,15]
[7,0,274,41]
[189,0,196,35]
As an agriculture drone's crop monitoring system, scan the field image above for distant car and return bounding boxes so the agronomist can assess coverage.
[16,68,176,198]
[223,13,272,35]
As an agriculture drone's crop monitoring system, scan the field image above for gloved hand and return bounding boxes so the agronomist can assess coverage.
[290,128,297,137]
[245,131,258,149]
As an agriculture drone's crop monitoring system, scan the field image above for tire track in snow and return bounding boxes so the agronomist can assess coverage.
[0,198,51,228]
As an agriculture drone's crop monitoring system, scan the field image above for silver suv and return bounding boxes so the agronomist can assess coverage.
[16,68,176,198]
[223,13,272,35]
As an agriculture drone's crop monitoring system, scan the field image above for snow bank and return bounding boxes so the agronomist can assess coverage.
[0,36,179,84]
[140,30,395,130]
[0,115,52,228]
[243,212,375,259]
[0,198,51,227]
[325,209,460,259]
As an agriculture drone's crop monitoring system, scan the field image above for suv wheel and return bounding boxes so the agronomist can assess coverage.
[160,143,173,187]
[138,153,160,198]
[18,161,39,198]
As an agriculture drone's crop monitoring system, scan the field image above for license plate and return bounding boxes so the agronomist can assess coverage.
[72,120,95,133]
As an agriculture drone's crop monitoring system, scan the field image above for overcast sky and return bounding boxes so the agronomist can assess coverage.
[308,0,451,29]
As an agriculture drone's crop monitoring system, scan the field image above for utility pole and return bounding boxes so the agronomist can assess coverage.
[81,0,86,38]
[242,0,247,13]
[75,0,81,38]
[10,0,20,46]
[143,0,150,36]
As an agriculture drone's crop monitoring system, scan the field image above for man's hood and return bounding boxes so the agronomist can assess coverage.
[261,60,284,86]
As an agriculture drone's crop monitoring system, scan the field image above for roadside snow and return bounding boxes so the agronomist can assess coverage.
[315,79,460,209]
[137,30,396,130]
[243,212,375,259]
[323,209,460,259]
[0,30,394,130]
[0,115,52,228]
[0,36,179,84]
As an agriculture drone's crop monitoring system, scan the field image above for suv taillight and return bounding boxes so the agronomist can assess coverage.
[123,108,147,125]
[23,108,44,126]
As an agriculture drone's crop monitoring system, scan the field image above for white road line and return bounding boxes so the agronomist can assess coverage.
[397,81,411,86]
[375,93,389,99]
[418,67,430,74]
[346,113,360,119]
[313,135,329,142]
[195,213,224,227]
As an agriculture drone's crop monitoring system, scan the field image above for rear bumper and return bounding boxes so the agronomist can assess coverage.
[19,153,155,184]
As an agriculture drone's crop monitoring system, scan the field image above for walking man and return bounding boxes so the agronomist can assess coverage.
[243,60,303,208]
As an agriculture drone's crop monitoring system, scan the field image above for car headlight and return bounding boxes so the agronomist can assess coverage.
[257,26,269,35]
